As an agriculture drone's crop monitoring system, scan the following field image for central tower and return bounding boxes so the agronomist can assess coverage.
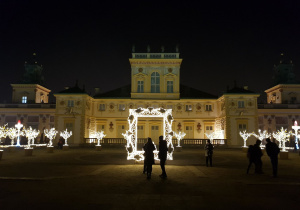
[129,47,182,99]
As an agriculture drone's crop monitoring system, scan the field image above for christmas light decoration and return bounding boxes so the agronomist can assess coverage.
[7,127,18,146]
[60,129,72,146]
[174,131,186,147]
[205,131,217,143]
[95,130,106,146]
[239,130,254,148]
[44,128,58,147]
[0,124,8,144]
[23,127,40,149]
[15,120,24,146]
[253,129,271,148]
[291,121,300,150]
[122,107,174,161]
[272,127,291,152]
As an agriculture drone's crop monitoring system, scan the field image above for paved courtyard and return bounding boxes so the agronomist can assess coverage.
[0,146,300,210]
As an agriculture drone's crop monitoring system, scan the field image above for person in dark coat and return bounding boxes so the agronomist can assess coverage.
[266,138,280,177]
[158,136,168,178]
[252,139,263,174]
[246,145,255,174]
[205,140,214,167]
[142,143,147,174]
[144,137,155,179]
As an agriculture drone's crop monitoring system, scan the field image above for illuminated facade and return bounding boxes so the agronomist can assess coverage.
[1,52,300,147]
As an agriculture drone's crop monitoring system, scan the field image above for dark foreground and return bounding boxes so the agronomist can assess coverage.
[0,147,299,210]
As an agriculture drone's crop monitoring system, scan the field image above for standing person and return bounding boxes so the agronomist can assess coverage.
[144,137,155,179]
[142,143,147,174]
[252,139,263,174]
[158,136,168,178]
[205,140,214,167]
[246,145,255,174]
[265,138,280,177]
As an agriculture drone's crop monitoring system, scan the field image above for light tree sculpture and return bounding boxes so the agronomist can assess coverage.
[95,130,106,146]
[60,129,72,146]
[239,130,254,148]
[253,129,271,147]
[174,131,186,147]
[272,127,291,152]
[44,128,58,147]
[7,127,18,146]
[205,131,216,144]
[23,127,40,149]
[0,124,8,144]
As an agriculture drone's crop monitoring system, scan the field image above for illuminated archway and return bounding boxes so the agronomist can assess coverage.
[122,107,174,161]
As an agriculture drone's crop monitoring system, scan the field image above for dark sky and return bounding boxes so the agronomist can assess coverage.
[1,0,300,103]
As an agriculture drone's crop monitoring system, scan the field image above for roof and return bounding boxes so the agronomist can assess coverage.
[94,84,217,99]
[56,82,88,95]
[224,86,257,94]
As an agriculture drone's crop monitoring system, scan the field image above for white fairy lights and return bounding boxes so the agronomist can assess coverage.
[23,127,40,149]
[272,127,291,152]
[7,127,18,146]
[60,129,72,146]
[0,124,8,143]
[239,131,254,148]
[291,121,300,150]
[15,120,24,146]
[123,107,174,161]
[174,131,186,147]
[95,130,106,146]
[44,128,58,147]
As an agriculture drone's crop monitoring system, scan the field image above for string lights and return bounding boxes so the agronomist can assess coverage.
[60,129,72,146]
[44,128,58,147]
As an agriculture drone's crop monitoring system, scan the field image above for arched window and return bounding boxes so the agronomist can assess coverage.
[151,72,160,93]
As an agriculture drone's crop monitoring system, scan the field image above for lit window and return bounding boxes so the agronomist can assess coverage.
[22,96,27,104]
[238,101,245,108]
[186,105,192,111]
[99,104,105,111]
[119,104,126,111]
[67,100,74,107]
[167,81,173,93]
[205,104,212,111]
[137,81,144,93]
[151,72,160,93]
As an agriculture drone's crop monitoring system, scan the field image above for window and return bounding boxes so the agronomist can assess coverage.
[137,81,144,93]
[151,72,160,93]
[206,126,213,131]
[119,104,126,111]
[205,104,212,111]
[68,100,74,107]
[97,124,105,131]
[238,124,247,130]
[185,105,192,111]
[22,96,27,104]
[167,81,173,93]
[238,101,245,108]
[167,105,173,109]
[99,104,106,111]
[185,126,194,138]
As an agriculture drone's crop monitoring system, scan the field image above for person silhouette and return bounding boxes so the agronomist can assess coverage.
[158,136,168,178]
[266,138,280,177]
[253,139,263,174]
[144,137,155,179]
[205,139,214,167]
[246,145,255,174]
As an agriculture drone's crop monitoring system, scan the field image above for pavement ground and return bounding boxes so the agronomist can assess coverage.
[0,147,300,210]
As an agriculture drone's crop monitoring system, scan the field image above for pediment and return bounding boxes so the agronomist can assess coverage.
[133,72,147,78]
[164,72,177,77]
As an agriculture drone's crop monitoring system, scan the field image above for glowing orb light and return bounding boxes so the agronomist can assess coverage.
[60,129,72,146]
[44,128,58,147]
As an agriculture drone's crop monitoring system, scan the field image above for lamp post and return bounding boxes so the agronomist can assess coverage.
[15,120,23,146]
[292,121,300,150]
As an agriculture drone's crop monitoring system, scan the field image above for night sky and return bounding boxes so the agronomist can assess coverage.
[1,0,300,103]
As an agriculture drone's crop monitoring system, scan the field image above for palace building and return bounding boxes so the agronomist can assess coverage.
[1,51,299,147]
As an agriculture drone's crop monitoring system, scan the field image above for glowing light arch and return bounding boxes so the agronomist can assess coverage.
[122,107,174,161]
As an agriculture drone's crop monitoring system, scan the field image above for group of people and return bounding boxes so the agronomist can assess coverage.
[143,136,168,179]
[143,137,215,179]
[247,138,280,177]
